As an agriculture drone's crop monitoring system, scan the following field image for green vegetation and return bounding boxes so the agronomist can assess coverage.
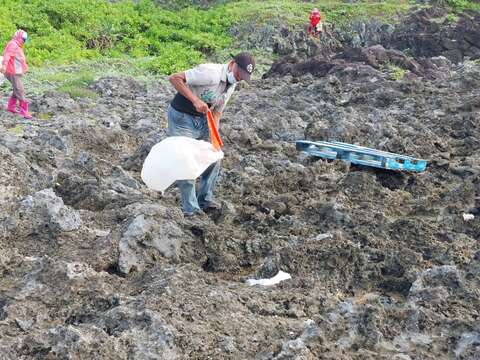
[57,84,97,99]
[0,0,421,75]
[386,64,406,81]
[0,0,234,73]
[225,0,415,27]
[8,124,24,136]
[26,58,157,97]
[445,13,460,23]
[53,71,96,98]
[442,0,480,11]
[0,0,478,80]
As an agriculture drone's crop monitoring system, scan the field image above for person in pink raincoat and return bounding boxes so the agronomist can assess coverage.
[1,30,32,119]
[308,8,322,37]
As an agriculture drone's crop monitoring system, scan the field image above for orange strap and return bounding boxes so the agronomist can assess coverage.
[207,110,223,151]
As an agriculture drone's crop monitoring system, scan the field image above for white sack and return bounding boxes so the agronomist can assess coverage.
[141,136,223,193]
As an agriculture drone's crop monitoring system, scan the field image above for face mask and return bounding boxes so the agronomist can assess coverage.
[226,71,237,85]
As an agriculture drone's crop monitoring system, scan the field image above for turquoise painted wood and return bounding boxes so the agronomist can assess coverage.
[296,140,427,172]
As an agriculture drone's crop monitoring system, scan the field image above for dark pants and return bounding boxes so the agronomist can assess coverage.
[166,105,221,215]
[5,73,26,101]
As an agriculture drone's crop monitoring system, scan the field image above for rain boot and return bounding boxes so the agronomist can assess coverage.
[7,96,17,114]
[19,100,32,119]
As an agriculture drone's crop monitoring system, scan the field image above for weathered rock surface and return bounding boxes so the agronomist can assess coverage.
[0,7,479,359]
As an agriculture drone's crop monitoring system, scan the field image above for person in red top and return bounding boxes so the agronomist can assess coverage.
[1,29,32,119]
[308,8,322,36]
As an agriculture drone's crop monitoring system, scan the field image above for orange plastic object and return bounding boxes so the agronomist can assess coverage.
[207,110,223,151]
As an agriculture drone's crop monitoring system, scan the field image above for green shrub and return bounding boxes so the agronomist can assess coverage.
[0,0,234,73]
[439,0,480,11]
[445,13,460,23]
[53,70,96,98]
[58,84,98,99]
[386,64,406,81]
[2,0,475,76]
[141,43,204,74]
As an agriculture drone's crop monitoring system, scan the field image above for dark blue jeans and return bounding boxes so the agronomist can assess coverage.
[167,105,221,215]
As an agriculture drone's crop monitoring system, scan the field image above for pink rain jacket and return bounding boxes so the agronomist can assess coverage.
[2,30,28,75]
[310,11,321,28]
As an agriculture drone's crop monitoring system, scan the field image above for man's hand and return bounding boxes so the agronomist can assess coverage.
[193,99,209,114]
[0,66,5,74]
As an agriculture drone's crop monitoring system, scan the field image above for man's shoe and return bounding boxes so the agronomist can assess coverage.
[200,200,221,212]
[183,211,209,226]
[183,210,204,218]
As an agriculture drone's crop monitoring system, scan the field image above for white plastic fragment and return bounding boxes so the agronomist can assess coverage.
[141,136,223,193]
[315,233,333,241]
[246,270,292,286]
[462,213,475,222]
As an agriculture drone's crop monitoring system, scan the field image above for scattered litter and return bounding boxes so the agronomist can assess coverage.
[246,270,291,286]
[462,213,475,222]
[94,229,111,237]
[315,233,333,241]
[24,256,40,262]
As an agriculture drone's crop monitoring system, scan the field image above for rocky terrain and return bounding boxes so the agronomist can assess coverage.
[0,6,479,360]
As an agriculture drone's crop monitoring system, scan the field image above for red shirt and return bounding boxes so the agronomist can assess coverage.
[310,13,321,27]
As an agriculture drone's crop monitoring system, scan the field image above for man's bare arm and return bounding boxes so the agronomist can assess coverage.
[169,72,209,114]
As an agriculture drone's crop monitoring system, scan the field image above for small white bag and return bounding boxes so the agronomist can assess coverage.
[141,136,224,193]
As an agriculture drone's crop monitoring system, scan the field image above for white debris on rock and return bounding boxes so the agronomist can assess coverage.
[315,233,333,241]
[246,270,291,286]
[462,213,475,221]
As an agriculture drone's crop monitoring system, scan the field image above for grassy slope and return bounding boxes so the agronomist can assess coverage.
[0,0,477,97]
[226,0,414,26]
[0,1,420,69]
